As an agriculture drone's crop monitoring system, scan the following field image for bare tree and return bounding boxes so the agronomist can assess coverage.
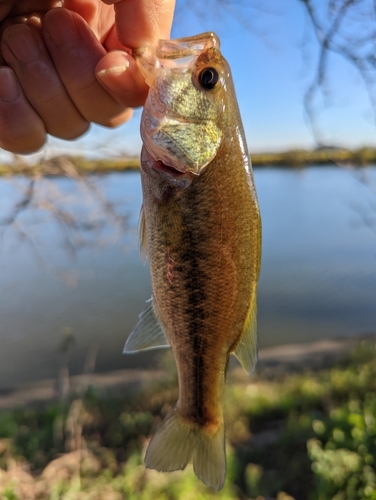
[177,0,376,145]
[297,0,376,143]
[0,155,130,281]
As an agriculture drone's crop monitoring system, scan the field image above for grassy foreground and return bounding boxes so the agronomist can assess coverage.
[1,342,376,499]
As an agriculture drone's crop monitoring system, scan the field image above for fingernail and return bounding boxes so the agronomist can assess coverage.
[97,58,130,79]
[3,25,41,63]
[44,9,78,46]
[0,67,20,102]
[97,57,130,92]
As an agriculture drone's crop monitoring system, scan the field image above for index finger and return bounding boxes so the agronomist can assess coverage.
[101,0,175,49]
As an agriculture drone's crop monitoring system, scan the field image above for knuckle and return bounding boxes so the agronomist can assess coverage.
[0,134,46,154]
[48,121,90,141]
[95,108,133,128]
[0,117,46,154]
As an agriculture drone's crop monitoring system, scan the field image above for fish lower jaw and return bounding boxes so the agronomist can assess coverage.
[153,160,194,179]
[144,146,196,189]
[153,160,195,188]
[142,146,195,188]
[153,159,186,177]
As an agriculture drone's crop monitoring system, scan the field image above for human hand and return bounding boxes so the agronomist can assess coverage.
[0,0,175,154]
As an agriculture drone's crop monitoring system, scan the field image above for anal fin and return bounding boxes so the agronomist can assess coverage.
[233,289,258,375]
[124,298,170,353]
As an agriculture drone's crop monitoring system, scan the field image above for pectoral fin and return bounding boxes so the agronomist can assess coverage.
[124,298,170,353]
[233,291,258,375]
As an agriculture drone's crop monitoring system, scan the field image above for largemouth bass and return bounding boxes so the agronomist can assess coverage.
[124,32,261,491]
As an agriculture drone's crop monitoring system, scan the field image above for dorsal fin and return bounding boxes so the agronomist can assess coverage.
[124,298,170,353]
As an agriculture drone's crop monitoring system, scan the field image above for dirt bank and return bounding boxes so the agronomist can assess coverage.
[1,333,375,409]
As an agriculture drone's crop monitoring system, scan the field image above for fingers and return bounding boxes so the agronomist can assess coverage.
[0,67,46,154]
[0,7,133,154]
[96,50,149,108]
[61,0,115,43]
[42,8,133,127]
[0,0,173,155]
[96,0,175,104]
[1,23,89,140]
[102,0,176,48]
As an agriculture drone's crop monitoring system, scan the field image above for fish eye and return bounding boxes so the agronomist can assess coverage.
[198,67,219,90]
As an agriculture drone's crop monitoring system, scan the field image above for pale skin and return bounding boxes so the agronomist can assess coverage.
[0,0,175,154]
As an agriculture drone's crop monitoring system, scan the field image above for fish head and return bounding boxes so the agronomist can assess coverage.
[135,32,231,177]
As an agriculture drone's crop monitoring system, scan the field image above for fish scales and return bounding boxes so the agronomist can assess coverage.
[124,32,261,491]
[142,147,258,416]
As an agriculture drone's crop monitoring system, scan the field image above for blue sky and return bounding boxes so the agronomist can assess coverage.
[7,0,376,162]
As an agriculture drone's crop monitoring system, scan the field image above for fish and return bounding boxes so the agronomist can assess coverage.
[124,32,262,491]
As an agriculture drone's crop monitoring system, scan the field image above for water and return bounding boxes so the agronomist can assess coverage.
[1,166,375,388]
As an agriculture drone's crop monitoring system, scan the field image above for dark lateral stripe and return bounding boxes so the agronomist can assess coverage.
[179,214,211,425]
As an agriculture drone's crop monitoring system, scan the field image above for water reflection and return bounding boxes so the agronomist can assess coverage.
[0,167,375,388]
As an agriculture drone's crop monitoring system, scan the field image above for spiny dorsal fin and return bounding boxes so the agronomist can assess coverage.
[139,204,147,265]
[233,290,258,375]
[124,298,170,353]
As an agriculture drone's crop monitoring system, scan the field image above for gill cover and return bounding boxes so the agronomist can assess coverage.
[134,33,225,175]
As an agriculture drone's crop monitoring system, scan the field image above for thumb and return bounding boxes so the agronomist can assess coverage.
[97,0,175,106]
[101,0,175,49]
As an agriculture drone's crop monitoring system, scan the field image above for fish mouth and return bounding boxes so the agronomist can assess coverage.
[141,147,195,188]
[152,160,188,178]
[152,160,196,188]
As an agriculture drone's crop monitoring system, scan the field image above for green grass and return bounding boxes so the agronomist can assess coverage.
[1,342,376,499]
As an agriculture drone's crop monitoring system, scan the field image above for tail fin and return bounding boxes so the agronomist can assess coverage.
[145,407,226,491]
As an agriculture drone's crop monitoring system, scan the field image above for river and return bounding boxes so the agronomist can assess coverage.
[1,166,375,388]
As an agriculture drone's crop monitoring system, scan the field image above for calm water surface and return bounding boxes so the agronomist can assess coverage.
[1,166,375,388]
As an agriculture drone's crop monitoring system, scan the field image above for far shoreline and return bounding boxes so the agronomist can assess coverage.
[1,147,376,177]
